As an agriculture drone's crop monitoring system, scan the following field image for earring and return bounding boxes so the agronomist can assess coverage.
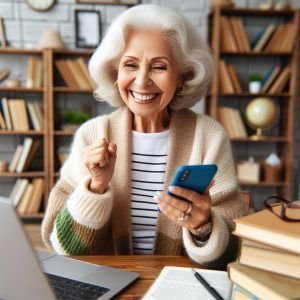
[114,80,118,88]
[176,86,185,96]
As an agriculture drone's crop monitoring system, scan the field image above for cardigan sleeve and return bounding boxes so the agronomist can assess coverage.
[183,115,247,268]
[41,117,114,255]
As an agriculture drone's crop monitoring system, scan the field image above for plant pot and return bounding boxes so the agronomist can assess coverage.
[249,81,261,93]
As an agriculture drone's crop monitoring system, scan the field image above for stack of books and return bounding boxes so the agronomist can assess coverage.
[9,178,44,214]
[228,209,300,299]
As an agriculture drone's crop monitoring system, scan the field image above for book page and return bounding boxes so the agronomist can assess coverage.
[143,266,232,300]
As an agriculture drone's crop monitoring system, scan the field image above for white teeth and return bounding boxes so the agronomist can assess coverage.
[131,91,157,101]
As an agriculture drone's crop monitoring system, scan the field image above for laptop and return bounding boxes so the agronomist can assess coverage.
[0,196,139,300]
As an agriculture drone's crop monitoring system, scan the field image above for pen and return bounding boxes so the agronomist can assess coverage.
[192,268,224,300]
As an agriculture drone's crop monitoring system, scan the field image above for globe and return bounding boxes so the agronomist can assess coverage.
[245,97,279,140]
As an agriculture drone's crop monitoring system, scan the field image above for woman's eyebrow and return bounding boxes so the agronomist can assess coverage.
[122,55,170,62]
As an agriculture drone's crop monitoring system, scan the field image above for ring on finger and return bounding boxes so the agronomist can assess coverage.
[178,212,189,222]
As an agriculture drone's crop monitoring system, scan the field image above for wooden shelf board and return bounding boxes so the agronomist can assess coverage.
[54,130,76,136]
[217,92,290,97]
[231,137,288,142]
[220,8,294,17]
[0,130,45,135]
[0,87,44,92]
[0,48,43,55]
[54,87,93,93]
[21,213,44,220]
[52,49,93,56]
[239,181,288,187]
[0,172,45,177]
[221,51,293,56]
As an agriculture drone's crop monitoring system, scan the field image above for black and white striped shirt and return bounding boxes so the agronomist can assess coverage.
[131,130,169,255]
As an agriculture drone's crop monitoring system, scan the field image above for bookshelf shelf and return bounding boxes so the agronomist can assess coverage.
[21,213,44,220]
[221,51,293,56]
[0,87,44,93]
[0,48,42,55]
[0,171,45,177]
[53,87,93,93]
[208,7,299,203]
[0,130,45,135]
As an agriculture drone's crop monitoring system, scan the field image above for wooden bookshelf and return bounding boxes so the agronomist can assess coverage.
[0,48,49,218]
[208,8,299,203]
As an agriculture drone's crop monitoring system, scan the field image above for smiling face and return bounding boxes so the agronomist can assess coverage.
[117,29,182,132]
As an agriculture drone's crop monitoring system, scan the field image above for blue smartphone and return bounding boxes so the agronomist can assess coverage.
[168,164,218,200]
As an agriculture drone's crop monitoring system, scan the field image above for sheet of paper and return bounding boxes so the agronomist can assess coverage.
[142,266,232,300]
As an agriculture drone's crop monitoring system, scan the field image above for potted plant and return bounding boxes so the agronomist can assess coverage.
[249,73,263,93]
[61,110,90,130]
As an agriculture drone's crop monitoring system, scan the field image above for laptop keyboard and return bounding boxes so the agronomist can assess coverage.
[46,273,110,300]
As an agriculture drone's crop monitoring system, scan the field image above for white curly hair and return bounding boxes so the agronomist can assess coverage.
[88,4,214,110]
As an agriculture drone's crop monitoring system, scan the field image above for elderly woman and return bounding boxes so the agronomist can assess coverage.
[42,4,247,269]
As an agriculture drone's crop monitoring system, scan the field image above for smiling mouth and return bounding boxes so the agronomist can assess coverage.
[130,90,159,102]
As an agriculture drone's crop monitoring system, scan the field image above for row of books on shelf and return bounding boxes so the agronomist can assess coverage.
[229,208,300,299]
[9,178,44,214]
[219,59,290,94]
[0,97,44,131]
[220,16,297,53]
[218,106,247,138]
[8,137,40,173]
[55,58,95,90]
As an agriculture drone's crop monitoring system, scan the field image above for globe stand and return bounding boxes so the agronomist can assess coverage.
[250,128,267,140]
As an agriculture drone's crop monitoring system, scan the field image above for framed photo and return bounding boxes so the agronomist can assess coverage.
[76,0,140,5]
[75,10,101,49]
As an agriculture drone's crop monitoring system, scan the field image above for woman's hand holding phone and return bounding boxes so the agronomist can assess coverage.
[155,164,217,231]
[83,138,117,194]
[155,184,212,231]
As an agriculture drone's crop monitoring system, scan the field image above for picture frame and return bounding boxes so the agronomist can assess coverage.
[76,0,140,5]
[75,10,101,49]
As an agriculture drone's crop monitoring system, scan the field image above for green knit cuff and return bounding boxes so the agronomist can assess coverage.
[55,208,88,255]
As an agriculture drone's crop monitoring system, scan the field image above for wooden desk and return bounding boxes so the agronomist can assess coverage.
[75,255,200,299]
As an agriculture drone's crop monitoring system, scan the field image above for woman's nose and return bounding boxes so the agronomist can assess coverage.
[134,69,152,88]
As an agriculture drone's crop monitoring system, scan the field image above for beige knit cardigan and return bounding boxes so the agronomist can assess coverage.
[41,107,247,266]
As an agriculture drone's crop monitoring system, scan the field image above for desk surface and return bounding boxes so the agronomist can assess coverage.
[75,255,200,299]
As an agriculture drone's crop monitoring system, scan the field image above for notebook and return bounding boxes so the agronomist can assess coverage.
[0,196,139,300]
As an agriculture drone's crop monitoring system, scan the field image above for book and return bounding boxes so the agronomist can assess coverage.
[26,56,35,88]
[67,60,91,89]
[27,178,43,213]
[22,139,40,171]
[260,66,281,93]
[1,97,12,130]
[239,239,300,280]
[142,266,232,300]
[220,16,238,52]
[252,24,276,52]
[8,144,23,172]
[15,137,34,173]
[231,284,259,300]
[235,18,250,52]
[0,109,6,129]
[219,60,235,93]
[268,66,290,94]
[10,179,29,207]
[0,67,10,83]
[265,24,285,52]
[55,60,79,88]
[228,262,300,300]
[27,102,41,131]
[227,64,242,93]
[17,183,34,214]
[233,208,300,255]
[76,58,96,89]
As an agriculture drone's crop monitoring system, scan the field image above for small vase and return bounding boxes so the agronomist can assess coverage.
[249,81,261,93]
